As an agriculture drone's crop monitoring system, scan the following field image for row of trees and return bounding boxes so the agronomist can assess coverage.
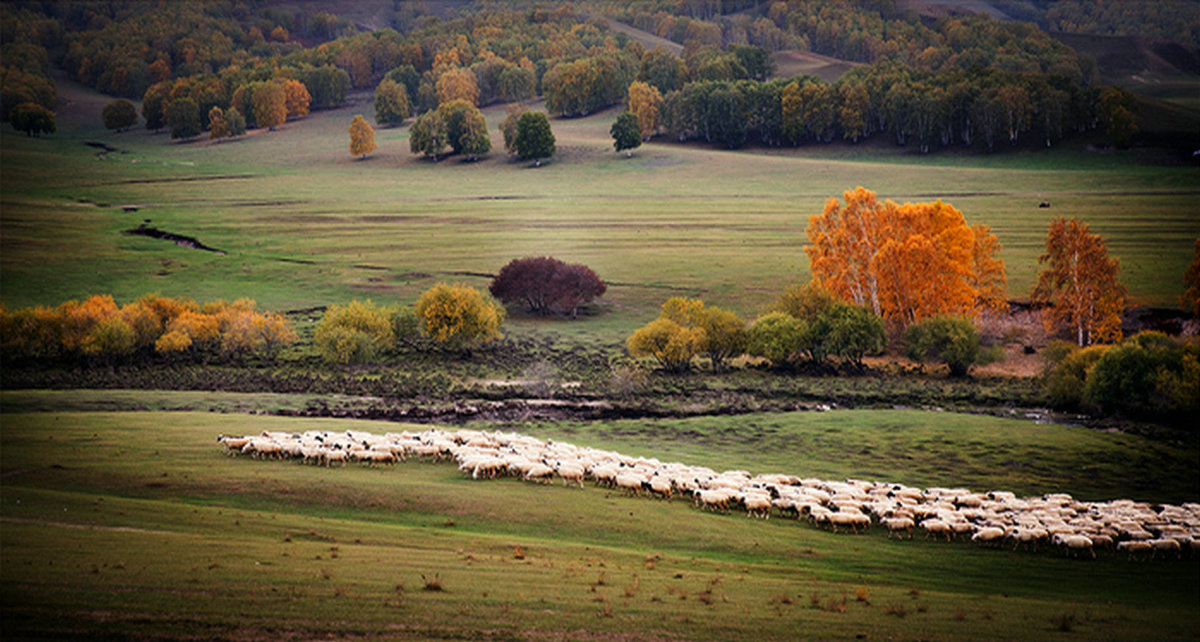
[2,5,57,136]
[649,62,1136,152]
[0,295,297,364]
[141,74,315,139]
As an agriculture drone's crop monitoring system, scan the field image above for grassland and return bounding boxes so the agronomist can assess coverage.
[2,76,1198,345]
[1,406,1197,640]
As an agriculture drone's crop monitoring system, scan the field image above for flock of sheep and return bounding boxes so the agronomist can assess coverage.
[218,427,1200,561]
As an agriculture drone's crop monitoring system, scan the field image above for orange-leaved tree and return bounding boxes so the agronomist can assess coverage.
[806,187,1006,327]
[1032,217,1126,347]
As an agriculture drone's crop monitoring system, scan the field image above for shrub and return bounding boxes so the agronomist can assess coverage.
[747,312,809,367]
[415,283,505,353]
[904,316,984,377]
[314,300,394,364]
[768,281,837,323]
[1042,341,1108,408]
[490,257,605,318]
[626,318,703,373]
[102,99,138,131]
[810,302,886,368]
[1082,332,1200,420]
[654,297,746,371]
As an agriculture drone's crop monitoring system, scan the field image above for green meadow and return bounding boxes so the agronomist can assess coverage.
[1,406,1197,640]
[2,76,1197,344]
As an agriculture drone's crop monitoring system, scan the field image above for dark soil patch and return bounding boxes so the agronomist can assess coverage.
[123,225,225,254]
[106,174,256,186]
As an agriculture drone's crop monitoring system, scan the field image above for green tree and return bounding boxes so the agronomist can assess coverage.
[141,81,170,132]
[102,99,138,131]
[314,300,394,364]
[811,302,885,368]
[415,283,505,353]
[374,79,410,126]
[611,112,642,157]
[166,97,200,139]
[437,99,490,159]
[409,109,447,161]
[500,103,527,154]
[226,107,246,137]
[9,101,54,136]
[747,312,810,367]
[514,111,555,166]
[903,315,989,377]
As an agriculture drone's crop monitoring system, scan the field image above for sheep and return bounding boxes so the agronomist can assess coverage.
[828,510,870,534]
[920,519,954,542]
[1149,538,1182,559]
[1055,534,1095,559]
[523,463,555,484]
[1117,540,1153,561]
[554,462,585,488]
[881,517,915,539]
[742,493,772,519]
[970,527,1006,546]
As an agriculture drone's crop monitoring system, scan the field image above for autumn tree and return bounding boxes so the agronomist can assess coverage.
[314,299,394,364]
[166,97,200,139]
[1183,239,1200,318]
[415,283,505,353]
[252,82,287,130]
[1032,217,1126,347]
[627,80,662,139]
[208,106,228,140]
[626,318,704,373]
[102,99,138,131]
[374,79,410,126]
[282,79,310,120]
[514,111,555,166]
[1098,85,1138,148]
[500,103,528,154]
[489,257,605,318]
[806,187,1006,328]
[656,297,748,372]
[435,67,479,106]
[497,66,535,102]
[348,114,377,159]
[611,112,642,157]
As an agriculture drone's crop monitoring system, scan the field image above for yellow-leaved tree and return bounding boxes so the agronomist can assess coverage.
[435,67,479,106]
[806,187,1006,327]
[627,297,747,372]
[1032,217,1126,346]
[415,283,505,353]
[627,80,662,140]
[348,115,377,159]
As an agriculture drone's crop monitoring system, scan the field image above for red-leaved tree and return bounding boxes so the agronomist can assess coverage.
[490,257,606,318]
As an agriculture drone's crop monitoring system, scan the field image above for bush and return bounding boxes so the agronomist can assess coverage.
[625,318,703,373]
[654,297,746,371]
[767,281,837,323]
[415,283,505,353]
[490,257,606,318]
[1041,341,1108,408]
[904,316,986,377]
[102,99,138,131]
[747,312,809,367]
[810,302,886,368]
[314,300,394,364]
[1082,332,1200,420]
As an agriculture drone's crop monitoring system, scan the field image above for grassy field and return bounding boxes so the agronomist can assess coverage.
[1,406,1197,640]
[2,76,1198,344]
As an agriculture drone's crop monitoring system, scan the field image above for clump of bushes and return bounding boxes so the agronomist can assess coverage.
[1041,331,1199,423]
[746,282,885,370]
[0,294,296,365]
[903,315,1001,377]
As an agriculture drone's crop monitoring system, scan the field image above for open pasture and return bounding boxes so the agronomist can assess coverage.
[1,407,1198,640]
[2,77,1198,342]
